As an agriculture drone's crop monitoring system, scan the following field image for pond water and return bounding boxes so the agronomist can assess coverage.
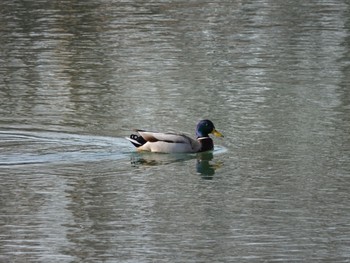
[1,0,350,262]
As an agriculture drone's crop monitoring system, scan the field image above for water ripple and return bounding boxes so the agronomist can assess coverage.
[0,130,227,167]
[0,130,131,166]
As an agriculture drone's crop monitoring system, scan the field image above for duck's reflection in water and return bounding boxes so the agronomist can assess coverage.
[196,152,217,179]
[130,151,222,179]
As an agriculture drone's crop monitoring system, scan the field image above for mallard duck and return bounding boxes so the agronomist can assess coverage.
[126,119,223,153]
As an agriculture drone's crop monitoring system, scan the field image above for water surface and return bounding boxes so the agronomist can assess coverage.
[1,0,350,262]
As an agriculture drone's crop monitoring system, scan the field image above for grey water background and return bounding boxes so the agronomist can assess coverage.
[1,0,350,262]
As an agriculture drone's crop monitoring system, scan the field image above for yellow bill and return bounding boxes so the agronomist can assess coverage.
[212,129,224,137]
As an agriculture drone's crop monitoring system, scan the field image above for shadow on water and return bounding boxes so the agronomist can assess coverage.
[130,147,226,179]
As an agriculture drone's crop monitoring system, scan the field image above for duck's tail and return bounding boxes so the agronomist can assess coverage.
[125,134,147,148]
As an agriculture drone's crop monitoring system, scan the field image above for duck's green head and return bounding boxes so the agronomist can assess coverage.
[196,119,223,138]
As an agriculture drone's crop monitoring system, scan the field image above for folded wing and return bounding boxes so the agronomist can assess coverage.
[137,131,190,143]
[136,131,201,153]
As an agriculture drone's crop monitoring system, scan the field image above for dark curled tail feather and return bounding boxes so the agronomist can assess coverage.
[129,134,147,148]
